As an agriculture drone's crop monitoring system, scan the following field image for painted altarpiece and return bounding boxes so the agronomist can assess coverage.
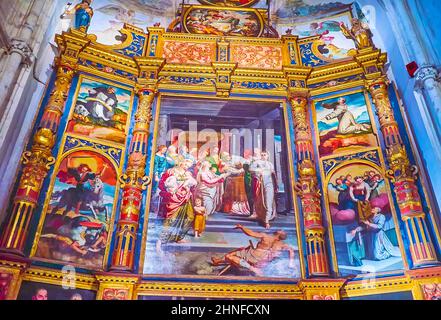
[0,0,440,301]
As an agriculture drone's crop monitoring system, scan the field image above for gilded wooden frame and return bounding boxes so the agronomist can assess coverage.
[29,73,135,271]
[137,92,307,282]
[311,88,410,275]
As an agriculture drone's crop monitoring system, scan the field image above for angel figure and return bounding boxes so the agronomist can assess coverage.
[339,18,375,49]
[92,4,145,44]
[96,4,145,26]
[298,21,341,38]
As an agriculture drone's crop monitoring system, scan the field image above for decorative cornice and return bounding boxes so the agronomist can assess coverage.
[22,267,98,289]
[0,253,31,270]
[137,281,302,299]
[298,278,347,290]
[341,276,413,298]
[406,266,441,279]
[95,272,140,285]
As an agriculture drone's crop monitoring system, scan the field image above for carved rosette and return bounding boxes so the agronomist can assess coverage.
[110,88,156,271]
[367,77,438,265]
[290,95,329,277]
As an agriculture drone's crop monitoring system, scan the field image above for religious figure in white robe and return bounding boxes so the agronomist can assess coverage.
[323,97,371,135]
[195,161,228,216]
[249,151,277,229]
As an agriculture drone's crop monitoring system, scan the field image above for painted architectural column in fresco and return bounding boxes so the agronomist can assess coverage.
[110,88,155,272]
[0,59,76,255]
[157,115,169,147]
[290,94,330,277]
[367,76,439,266]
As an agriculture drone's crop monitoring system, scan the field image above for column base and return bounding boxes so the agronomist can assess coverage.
[308,272,332,278]
[412,260,441,268]
[108,265,134,273]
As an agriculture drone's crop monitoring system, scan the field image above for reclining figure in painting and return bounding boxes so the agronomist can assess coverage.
[211,224,296,277]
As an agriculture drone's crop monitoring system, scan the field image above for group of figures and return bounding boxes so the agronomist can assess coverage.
[153,145,277,233]
[148,144,297,277]
[185,8,262,37]
[328,166,402,271]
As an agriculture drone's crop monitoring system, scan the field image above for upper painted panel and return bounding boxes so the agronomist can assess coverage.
[198,0,260,7]
[67,76,133,145]
[183,6,264,37]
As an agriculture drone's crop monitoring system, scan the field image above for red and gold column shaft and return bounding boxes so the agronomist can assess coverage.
[367,77,438,266]
[110,88,155,271]
[0,61,75,255]
[290,95,330,277]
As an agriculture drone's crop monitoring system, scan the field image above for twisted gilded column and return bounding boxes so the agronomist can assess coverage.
[110,87,155,272]
[290,94,330,277]
[367,76,438,266]
[0,60,75,255]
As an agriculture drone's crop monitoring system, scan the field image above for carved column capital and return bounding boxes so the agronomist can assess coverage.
[415,65,440,82]
[8,38,33,66]
[415,64,441,91]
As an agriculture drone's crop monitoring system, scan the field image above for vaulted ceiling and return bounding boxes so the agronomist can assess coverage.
[88,0,356,44]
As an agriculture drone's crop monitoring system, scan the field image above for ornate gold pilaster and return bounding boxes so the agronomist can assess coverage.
[212,62,237,97]
[146,27,165,58]
[289,87,330,277]
[367,76,438,266]
[110,57,164,272]
[298,279,346,300]
[110,88,155,272]
[217,37,230,62]
[96,273,139,300]
[0,60,76,255]
[281,35,300,66]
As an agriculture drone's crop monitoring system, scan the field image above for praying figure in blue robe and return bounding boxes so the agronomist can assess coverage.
[362,207,401,260]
